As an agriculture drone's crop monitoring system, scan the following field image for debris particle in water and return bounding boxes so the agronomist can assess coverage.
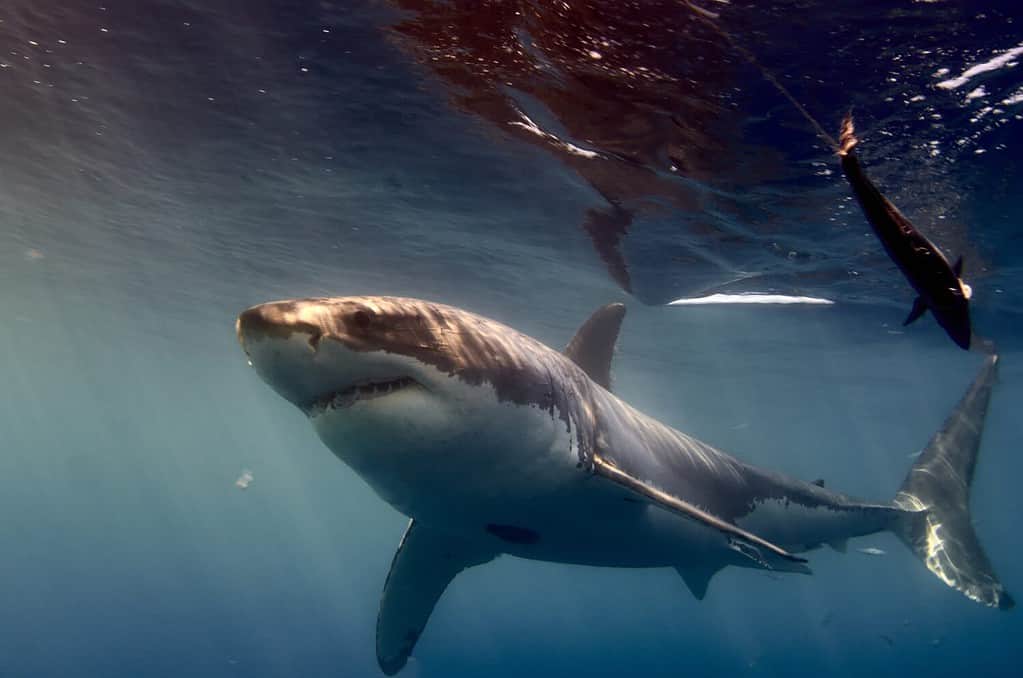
[857,547,886,556]
[235,469,254,490]
[25,248,44,261]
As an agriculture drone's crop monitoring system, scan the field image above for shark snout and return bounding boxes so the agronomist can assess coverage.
[237,298,435,414]
[235,301,338,409]
[236,302,325,357]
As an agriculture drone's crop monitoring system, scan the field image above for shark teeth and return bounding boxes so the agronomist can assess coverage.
[308,377,417,416]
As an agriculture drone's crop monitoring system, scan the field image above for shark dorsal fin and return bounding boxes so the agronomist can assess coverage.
[564,303,626,391]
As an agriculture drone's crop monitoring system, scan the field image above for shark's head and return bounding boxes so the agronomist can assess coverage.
[238,296,464,415]
[236,296,577,515]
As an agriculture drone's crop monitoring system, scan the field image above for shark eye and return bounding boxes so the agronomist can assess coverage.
[352,310,373,329]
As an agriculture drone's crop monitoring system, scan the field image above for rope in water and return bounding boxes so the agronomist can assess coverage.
[683,1,844,154]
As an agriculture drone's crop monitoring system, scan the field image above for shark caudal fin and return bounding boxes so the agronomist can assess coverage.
[893,354,1013,609]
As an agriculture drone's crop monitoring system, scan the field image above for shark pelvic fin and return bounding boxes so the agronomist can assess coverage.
[377,520,496,675]
[564,303,627,391]
[827,539,848,554]
[904,297,928,326]
[675,564,724,600]
[592,456,809,567]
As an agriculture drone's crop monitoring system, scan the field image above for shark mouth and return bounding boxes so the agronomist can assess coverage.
[306,377,419,416]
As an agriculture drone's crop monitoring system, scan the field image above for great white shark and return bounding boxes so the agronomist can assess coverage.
[236,296,1012,674]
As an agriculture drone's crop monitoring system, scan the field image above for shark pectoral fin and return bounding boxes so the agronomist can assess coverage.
[675,564,723,600]
[564,303,626,391]
[904,296,928,326]
[591,456,808,566]
[727,536,812,574]
[377,520,496,675]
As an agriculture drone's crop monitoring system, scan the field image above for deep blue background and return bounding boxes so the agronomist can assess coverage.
[0,2,1020,676]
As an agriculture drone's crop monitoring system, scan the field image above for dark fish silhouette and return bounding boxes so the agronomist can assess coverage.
[838,115,973,350]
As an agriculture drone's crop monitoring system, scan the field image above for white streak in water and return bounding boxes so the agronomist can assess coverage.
[936,44,1023,90]
[1002,88,1023,106]
[509,112,602,160]
[563,143,599,159]
[667,293,834,306]
[966,86,987,101]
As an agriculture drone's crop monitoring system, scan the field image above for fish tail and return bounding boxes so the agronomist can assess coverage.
[891,354,1013,609]
[838,113,858,156]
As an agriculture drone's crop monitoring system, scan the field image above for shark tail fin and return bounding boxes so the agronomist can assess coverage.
[892,354,1013,610]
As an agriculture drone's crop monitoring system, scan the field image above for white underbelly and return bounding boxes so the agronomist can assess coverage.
[316,384,730,569]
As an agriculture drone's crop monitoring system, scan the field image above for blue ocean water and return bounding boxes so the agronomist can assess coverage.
[1,1,1021,676]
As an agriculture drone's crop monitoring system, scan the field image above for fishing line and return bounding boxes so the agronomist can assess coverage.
[683,1,843,154]
[684,3,995,354]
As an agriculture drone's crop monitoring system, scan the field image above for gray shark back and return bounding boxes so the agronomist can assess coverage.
[588,386,901,555]
[586,352,1012,610]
